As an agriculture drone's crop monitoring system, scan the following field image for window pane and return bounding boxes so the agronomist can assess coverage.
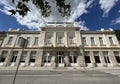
[90,37,95,45]
[82,37,86,45]
[34,37,38,44]
[30,51,36,62]
[99,37,103,45]
[27,37,30,45]
[109,37,114,44]
[69,37,74,43]
[0,51,8,62]
[20,51,27,62]
[7,37,13,44]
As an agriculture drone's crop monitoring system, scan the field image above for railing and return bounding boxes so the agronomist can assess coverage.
[44,43,53,47]
[56,43,64,47]
[68,43,76,47]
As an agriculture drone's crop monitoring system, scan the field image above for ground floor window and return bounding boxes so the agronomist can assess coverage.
[0,51,8,62]
[44,52,51,63]
[20,51,27,62]
[11,51,18,62]
[30,51,36,62]
[84,51,91,63]
[103,51,110,63]
[94,51,101,63]
[114,51,120,63]
[56,51,64,63]
[69,51,77,63]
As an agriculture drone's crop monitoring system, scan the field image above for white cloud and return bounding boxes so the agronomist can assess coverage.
[0,0,94,30]
[99,0,118,17]
[112,17,120,25]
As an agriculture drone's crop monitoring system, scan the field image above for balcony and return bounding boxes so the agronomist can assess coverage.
[68,43,76,47]
[91,44,98,47]
[100,44,106,47]
[56,43,65,47]
[110,44,117,47]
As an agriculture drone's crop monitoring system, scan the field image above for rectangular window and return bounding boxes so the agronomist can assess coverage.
[44,52,51,63]
[17,37,22,44]
[69,36,74,44]
[90,37,95,45]
[20,51,27,62]
[0,51,8,62]
[82,37,86,45]
[94,51,101,63]
[30,51,36,62]
[46,37,51,44]
[34,37,38,45]
[99,37,104,45]
[11,51,18,62]
[7,37,13,44]
[103,51,110,63]
[114,51,120,63]
[27,37,30,45]
[57,37,63,44]
[69,51,77,63]
[109,37,114,45]
[84,51,91,63]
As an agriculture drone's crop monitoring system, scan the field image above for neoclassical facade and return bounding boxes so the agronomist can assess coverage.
[0,22,120,68]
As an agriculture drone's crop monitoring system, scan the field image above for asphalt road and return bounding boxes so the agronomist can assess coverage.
[0,70,120,84]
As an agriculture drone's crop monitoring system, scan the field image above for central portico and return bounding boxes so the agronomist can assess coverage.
[40,22,83,67]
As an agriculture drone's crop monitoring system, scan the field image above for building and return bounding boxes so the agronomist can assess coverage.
[0,31,6,47]
[0,22,120,68]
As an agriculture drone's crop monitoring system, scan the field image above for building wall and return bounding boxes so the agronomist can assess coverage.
[0,25,120,68]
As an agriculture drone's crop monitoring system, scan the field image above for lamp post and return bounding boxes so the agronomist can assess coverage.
[79,45,86,70]
[12,38,26,84]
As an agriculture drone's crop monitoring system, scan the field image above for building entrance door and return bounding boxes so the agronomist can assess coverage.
[56,51,64,67]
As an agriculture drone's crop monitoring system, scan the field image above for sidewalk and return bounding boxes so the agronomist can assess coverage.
[0,66,120,71]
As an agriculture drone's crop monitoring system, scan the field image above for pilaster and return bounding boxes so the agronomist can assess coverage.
[90,51,96,67]
[25,51,31,66]
[51,51,56,67]
[64,32,68,47]
[14,50,22,66]
[35,49,43,67]
[3,50,12,66]
[64,51,70,67]
[99,51,107,67]
[77,50,85,67]
[108,51,118,67]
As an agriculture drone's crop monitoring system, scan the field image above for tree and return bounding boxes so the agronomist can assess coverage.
[115,30,120,40]
[9,0,71,17]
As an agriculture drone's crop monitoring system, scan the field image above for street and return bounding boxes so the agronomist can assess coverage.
[0,70,120,84]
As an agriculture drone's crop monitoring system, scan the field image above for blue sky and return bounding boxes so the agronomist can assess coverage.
[0,0,120,31]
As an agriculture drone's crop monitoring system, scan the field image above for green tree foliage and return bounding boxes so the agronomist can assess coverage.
[115,30,120,40]
[9,0,71,17]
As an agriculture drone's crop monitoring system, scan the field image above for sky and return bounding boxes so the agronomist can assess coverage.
[0,0,120,31]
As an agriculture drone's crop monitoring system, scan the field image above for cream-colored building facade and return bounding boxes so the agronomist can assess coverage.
[0,22,120,68]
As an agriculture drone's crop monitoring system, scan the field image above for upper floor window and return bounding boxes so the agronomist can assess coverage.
[90,37,95,45]
[46,37,51,44]
[69,36,74,44]
[99,37,104,45]
[27,37,30,45]
[109,37,114,45]
[17,37,22,44]
[34,37,38,45]
[57,36,63,44]
[7,37,13,45]
[82,37,86,45]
